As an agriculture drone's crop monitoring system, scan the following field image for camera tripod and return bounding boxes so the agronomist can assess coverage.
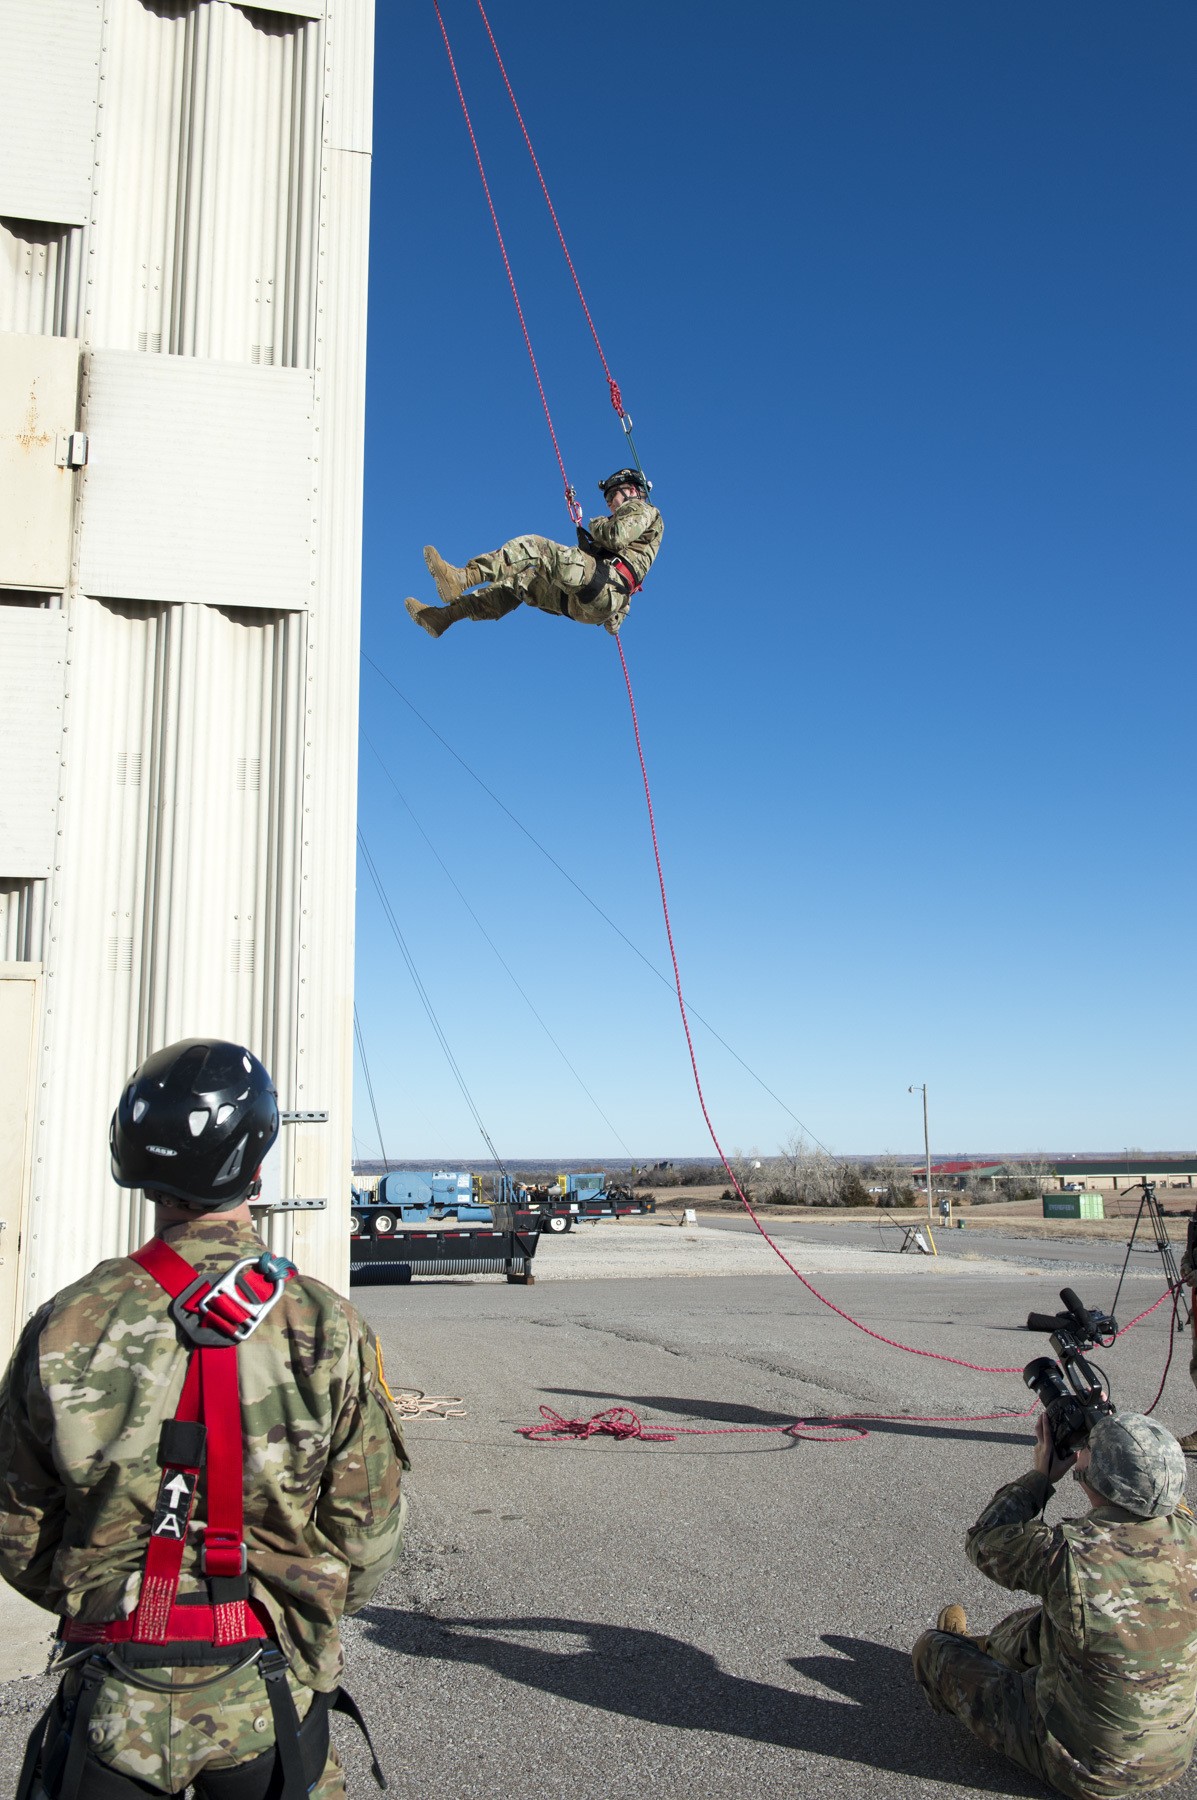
[1110,1180,1191,1332]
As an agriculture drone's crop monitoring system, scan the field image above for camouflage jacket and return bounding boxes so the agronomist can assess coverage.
[586,496,664,587]
[0,1217,410,1690]
[968,1469,1197,1796]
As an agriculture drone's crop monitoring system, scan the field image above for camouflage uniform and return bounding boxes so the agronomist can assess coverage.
[452,495,664,635]
[0,1215,409,1796]
[913,1465,1197,1798]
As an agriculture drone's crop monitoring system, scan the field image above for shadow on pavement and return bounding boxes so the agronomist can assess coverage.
[543,1390,1032,1447]
[359,1609,1045,1794]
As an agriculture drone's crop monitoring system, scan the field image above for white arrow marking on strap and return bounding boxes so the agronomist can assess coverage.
[164,1473,192,1508]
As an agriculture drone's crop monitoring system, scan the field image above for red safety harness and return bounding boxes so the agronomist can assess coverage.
[30,1240,389,1800]
[61,1238,293,1651]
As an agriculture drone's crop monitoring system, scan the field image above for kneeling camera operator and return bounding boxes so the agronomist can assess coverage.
[912,1287,1197,1800]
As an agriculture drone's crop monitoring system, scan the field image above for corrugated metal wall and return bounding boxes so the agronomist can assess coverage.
[0,0,374,1325]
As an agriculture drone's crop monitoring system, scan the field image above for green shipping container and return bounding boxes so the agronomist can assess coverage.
[1043,1192,1105,1221]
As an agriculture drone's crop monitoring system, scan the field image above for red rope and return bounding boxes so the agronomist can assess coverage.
[613,636,1028,1374]
[473,0,626,421]
[522,1402,1040,1447]
[432,1,583,523]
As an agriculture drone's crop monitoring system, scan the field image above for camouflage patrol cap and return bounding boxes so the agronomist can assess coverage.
[1086,1412,1186,1518]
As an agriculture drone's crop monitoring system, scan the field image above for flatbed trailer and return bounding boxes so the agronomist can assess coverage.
[349,1203,540,1285]
[496,1173,656,1233]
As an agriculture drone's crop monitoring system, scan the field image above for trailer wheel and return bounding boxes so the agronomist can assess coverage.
[546,1214,571,1234]
[349,1213,363,1238]
[372,1213,396,1236]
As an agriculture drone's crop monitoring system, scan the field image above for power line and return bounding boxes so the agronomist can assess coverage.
[363,731,635,1161]
[357,829,509,1177]
[361,651,834,1157]
[353,1003,391,1172]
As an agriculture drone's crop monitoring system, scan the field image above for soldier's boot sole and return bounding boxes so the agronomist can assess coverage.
[424,545,471,605]
[405,596,457,638]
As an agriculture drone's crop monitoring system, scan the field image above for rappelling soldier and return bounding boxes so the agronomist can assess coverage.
[912,1410,1197,1799]
[0,1039,409,1799]
[405,467,663,638]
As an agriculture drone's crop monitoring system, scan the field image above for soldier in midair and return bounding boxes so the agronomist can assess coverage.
[0,1039,409,1800]
[405,468,662,639]
[912,1409,1197,1797]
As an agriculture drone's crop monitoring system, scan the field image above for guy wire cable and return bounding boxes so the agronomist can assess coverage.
[353,1003,391,1173]
[358,828,510,1177]
[363,732,636,1161]
[362,650,836,1158]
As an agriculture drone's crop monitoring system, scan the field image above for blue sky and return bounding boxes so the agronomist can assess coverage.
[355,1,1195,1165]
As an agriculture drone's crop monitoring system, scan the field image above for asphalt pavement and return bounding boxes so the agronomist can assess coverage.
[1,1254,1192,1800]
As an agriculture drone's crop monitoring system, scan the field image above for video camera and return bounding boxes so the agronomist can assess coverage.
[1023,1287,1117,1457]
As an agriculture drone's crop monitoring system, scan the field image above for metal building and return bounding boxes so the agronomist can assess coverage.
[0,0,374,1353]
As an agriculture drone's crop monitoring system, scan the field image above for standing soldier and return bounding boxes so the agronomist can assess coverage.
[913,1410,1197,1798]
[0,1039,409,1800]
[405,468,663,638]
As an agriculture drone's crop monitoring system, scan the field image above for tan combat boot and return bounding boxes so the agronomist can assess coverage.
[423,545,471,605]
[936,1604,988,1652]
[405,596,461,638]
[1178,1429,1197,1456]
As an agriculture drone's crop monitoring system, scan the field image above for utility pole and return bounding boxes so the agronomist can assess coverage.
[908,1084,934,1224]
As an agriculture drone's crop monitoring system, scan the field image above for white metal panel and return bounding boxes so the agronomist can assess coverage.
[0,335,81,590]
[327,0,373,155]
[25,596,308,1300]
[0,880,47,962]
[0,610,67,877]
[86,0,322,366]
[0,965,40,1359]
[0,221,84,339]
[227,0,323,19]
[0,0,102,227]
[78,353,315,609]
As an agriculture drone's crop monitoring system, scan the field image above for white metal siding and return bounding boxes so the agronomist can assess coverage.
[26,597,308,1292]
[0,610,67,876]
[0,333,81,590]
[5,0,373,1309]
[77,353,315,609]
[86,0,322,366]
[0,0,102,228]
[0,222,84,340]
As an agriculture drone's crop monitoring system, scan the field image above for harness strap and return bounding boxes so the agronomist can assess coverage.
[57,1659,106,1800]
[15,1695,54,1800]
[126,1241,282,1646]
[332,1688,389,1790]
[258,1649,310,1800]
[572,555,641,609]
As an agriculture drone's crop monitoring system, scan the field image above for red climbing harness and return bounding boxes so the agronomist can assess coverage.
[60,1238,293,1651]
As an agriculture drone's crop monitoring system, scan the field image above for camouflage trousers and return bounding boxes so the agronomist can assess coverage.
[912,1608,1069,1795]
[459,534,632,635]
[46,1655,344,1796]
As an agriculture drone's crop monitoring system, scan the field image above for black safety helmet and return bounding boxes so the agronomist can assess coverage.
[599,467,652,501]
[110,1038,279,1209]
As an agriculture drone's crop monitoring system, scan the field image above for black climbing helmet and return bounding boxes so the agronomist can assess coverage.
[110,1038,280,1209]
[599,467,651,501]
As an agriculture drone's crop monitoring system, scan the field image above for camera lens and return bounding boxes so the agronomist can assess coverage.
[1023,1356,1068,1406]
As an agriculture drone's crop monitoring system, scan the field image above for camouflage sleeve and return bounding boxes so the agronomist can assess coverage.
[0,1305,66,1609]
[966,1470,1058,1597]
[316,1324,410,1613]
[586,499,656,554]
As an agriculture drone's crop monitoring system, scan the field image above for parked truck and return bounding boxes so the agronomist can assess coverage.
[349,1170,539,1285]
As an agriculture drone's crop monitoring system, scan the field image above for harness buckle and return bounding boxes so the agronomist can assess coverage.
[170,1255,293,1347]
